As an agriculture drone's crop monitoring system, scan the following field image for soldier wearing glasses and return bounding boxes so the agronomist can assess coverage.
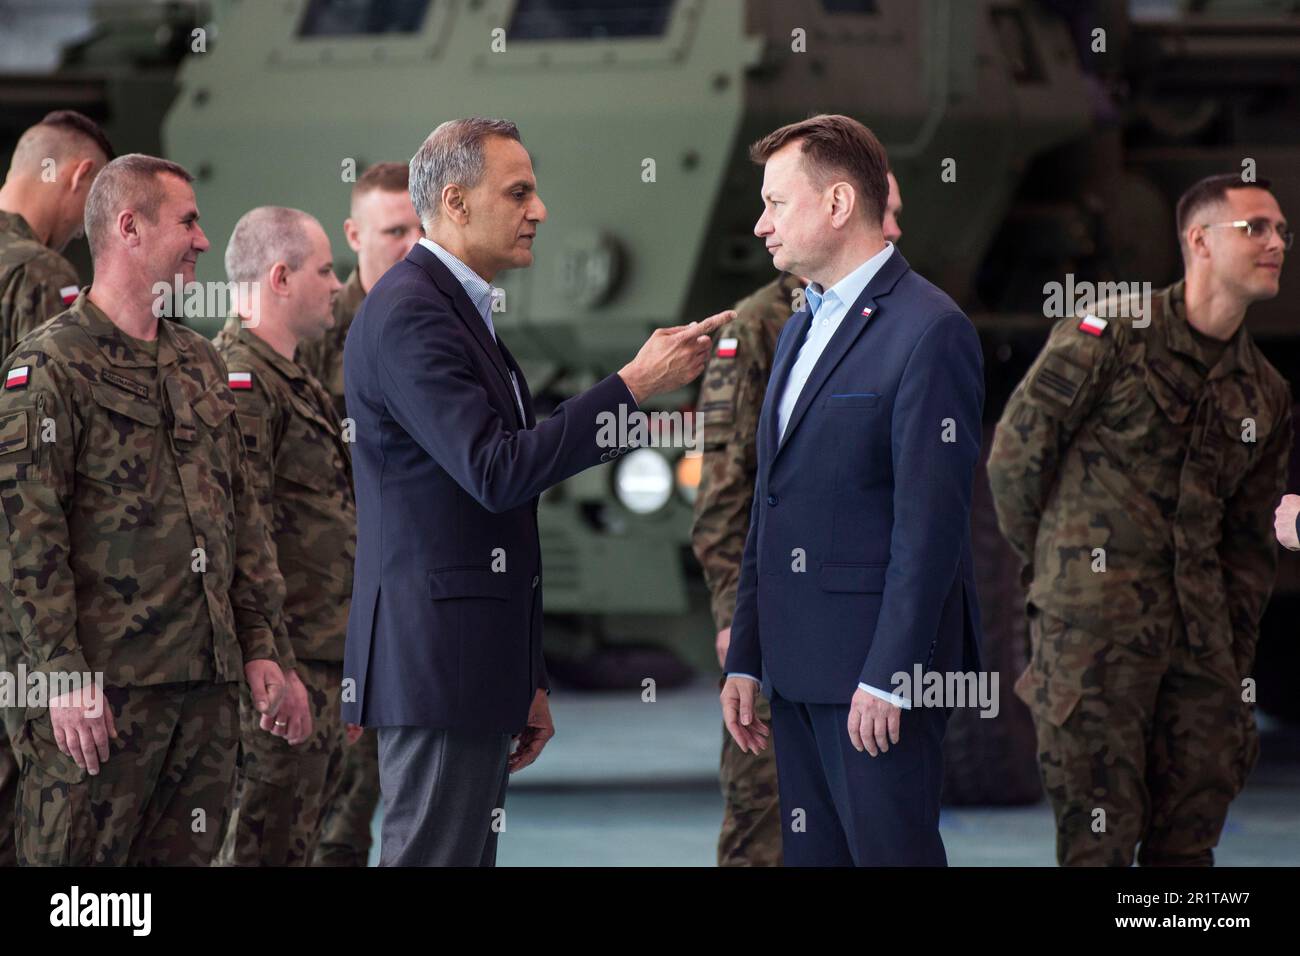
[988,174,1293,866]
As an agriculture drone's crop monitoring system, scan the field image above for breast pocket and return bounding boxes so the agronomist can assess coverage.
[76,384,160,492]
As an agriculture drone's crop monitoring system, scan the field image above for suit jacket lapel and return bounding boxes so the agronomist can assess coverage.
[406,244,517,407]
[495,336,533,429]
[772,249,911,466]
[764,306,813,463]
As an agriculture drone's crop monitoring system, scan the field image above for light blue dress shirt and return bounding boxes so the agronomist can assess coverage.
[730,242,912,709]
[418,236,525,421]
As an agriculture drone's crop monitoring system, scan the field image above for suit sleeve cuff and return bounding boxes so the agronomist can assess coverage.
[859,681,911,709]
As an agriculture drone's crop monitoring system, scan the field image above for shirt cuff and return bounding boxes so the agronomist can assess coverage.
[728,673,761,683]
[859,681,912,709]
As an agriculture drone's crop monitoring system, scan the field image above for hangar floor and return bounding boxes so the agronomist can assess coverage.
[364,682,1300,867]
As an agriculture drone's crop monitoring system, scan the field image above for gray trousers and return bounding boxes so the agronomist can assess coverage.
[376,725,512,867]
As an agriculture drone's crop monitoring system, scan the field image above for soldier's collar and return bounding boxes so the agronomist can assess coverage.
[1164,278,1257,380]
[0,209,38,244]
[239,324,307,382]
[72,292,191,368]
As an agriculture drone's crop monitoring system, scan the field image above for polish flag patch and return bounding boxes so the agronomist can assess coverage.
[716,337,738,358]
[228,371,253,390]
[1078,314,1108,337]
[861,306,874,317]
[5,366,29,390]
[60,285,79,305]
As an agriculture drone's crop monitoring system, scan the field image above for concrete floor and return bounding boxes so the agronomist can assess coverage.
[367,681,1300,867]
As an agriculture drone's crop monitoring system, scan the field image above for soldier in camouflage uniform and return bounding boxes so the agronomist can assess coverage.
[297,162,419,866]
[692,174,903,867]
[0,155,294,866]
[215,207,354,866]
[0,113,113,864]
[988,174,1293,866]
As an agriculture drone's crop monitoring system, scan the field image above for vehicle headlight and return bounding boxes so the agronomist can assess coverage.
[613,448,673,514]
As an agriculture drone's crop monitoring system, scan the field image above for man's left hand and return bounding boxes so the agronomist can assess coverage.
[509,689,555,774]
[848,687,901,757]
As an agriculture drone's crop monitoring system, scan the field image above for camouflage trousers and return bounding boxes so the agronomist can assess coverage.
[718,686,782,867]
[1015,607,1258,867]
[218,659,345,866]
[0,730,16,866]
[15,680,239,866]
[311,726,380,867]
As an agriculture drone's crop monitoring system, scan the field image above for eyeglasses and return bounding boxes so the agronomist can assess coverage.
[1202,218,1294,250]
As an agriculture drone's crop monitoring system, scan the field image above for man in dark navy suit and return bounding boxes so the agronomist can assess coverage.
[721,115,985,866]
[342,117,730,866]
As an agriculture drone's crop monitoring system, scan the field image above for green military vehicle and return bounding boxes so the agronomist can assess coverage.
[5,0,1299,804]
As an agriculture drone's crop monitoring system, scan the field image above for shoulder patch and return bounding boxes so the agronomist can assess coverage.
[60,285,79,305]
[1078,314,1108,337]
[716,337,738,358]
[5,366,30,390]
[1029,353,1089,407]
[0,409,29,456]
[228,371,253,390]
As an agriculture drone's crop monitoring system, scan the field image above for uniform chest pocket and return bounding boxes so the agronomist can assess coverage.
[1143,360,1196,425]
[275,409,343,493]
[76,384,160,492]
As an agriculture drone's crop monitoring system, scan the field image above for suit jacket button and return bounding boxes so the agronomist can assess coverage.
[767,494,777,506]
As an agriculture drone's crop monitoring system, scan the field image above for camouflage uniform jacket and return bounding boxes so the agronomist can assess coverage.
[0,293,288,690]
[295,268,363,422]
[988,280,1293,673]
[214,321,355,663]
[0,210,79,363]
[692,272,804,631]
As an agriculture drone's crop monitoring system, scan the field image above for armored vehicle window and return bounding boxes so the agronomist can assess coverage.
[508,0,675,40]
[821,0,878,12]
[297,0,432,36]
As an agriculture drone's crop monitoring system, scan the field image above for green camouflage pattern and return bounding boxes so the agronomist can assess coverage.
[0,210,79,365]
[0,210,80,863]
[294,268,363,423]
[218,658,345,866]
[1018,607,1258,865]
[988,280,1291,865]
[13,680,239,866]
[311,727,378,867]
[0,293,288,691]
[286,278,381,865]
[214,321,356,663]
[692,272,801,868]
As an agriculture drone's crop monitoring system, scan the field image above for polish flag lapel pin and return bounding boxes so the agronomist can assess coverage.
[716,337,738,358]
[60,285,79,306]
[1078,313,1108,336]
[861,306,874,317]
[5,366,29,390]
[228,371,253,390]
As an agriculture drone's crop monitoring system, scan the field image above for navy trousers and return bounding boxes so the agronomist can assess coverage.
[770,687,949,866]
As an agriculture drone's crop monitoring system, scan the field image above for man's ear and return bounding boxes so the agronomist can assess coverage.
[343,217,362,253]
[441,184,469,224]
[117,209,140,247]
[828,181,856,229]
[1185,224,1211,261]
[68,158,97,195]
[268,261,292,296]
